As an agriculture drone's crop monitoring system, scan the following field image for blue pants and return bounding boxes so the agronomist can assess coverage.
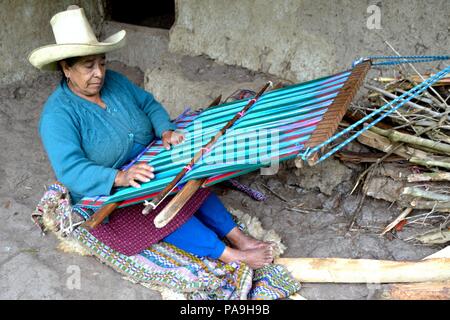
[163,192,237,259]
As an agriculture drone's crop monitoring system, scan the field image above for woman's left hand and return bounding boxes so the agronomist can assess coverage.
[162,130,185,150]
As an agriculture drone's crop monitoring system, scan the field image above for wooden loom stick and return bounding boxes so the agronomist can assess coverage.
[154,179,205,228]
[153,94,229,228]
[82,202,117,230]
[153,83,283,228]
[143,81,273,215]
[81,95,223,230]
[304,60,372,165]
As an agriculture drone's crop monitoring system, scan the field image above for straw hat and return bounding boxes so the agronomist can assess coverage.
[28,5,126,71]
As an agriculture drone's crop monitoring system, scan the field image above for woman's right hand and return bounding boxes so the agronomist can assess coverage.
[114,163,155,188]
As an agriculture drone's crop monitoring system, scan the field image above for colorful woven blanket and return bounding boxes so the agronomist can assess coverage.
[32,184,301,300]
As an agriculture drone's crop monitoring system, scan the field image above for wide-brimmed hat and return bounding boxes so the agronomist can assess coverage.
[28,5,126,71]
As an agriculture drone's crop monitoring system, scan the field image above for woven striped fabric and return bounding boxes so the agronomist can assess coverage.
[78,63,370,211]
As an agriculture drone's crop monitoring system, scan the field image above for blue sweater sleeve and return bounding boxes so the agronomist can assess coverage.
[122,75,177,138]
[39,111,118,198]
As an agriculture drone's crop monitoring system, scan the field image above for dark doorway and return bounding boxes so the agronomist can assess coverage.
[104,1,175,29]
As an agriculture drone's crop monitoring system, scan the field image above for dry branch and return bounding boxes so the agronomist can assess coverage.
[356,130,423,160]
[402,187,450,201]
[356,130,450,170]
[409,200,450,211]
[364,84,442,118]
[409,157,450,170]
[407,172,450,182]
[414,228,450,244]
[380,208,413,236]
[370,126,450,156]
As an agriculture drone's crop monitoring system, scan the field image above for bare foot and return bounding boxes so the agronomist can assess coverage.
[226,227,273,251]
[219,246,273,269]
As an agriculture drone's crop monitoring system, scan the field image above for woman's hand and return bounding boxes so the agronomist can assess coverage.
[162,130,185,150]
[114,163,155,188]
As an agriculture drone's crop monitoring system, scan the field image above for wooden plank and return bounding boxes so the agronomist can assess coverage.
[275,257,450,283]
[304,60,371,152]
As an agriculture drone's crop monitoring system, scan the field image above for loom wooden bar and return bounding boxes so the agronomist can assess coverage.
[145,81,272,213]
[82,202,119,230]
[305,61,371,149]
[153,179,205,228]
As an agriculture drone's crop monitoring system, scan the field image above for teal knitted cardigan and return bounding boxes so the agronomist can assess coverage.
[39,69,177,203]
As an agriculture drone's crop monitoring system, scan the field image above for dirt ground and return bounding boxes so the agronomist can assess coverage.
[0,57,443,300]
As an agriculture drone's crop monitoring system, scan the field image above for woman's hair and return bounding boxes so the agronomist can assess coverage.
[57,56,82,81]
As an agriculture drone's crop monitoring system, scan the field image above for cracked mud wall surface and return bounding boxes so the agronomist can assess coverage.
[169,0,450,82]
[0,0,105,86]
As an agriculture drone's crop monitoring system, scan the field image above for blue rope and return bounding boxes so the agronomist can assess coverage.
[353,55,450,67]
[368,55,450,60]
[301,64,450,164]
[373,58,450,66]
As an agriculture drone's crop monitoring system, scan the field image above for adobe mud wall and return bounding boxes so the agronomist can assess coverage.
[169,0,450,82]
[0,0,105,86]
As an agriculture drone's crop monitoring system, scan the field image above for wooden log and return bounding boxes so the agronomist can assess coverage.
[356,129,425,160]
[414,229,450,245]
[370,126,450,156]
[407,172,450,182]
[409,200,450,211]
[356,130,450,170]
[409,157,450,170]
[379,249,450,299]
[403,187,450,201]
[379,281,450,300]
[274,257,450,283]
[294,156,304,168]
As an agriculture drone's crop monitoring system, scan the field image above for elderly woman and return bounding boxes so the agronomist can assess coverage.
[29,5,273,269]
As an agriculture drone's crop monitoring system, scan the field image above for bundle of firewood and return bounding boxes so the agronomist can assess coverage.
[339,71,450,244]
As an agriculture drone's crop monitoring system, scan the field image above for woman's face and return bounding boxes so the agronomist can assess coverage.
[61,54,106,97]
